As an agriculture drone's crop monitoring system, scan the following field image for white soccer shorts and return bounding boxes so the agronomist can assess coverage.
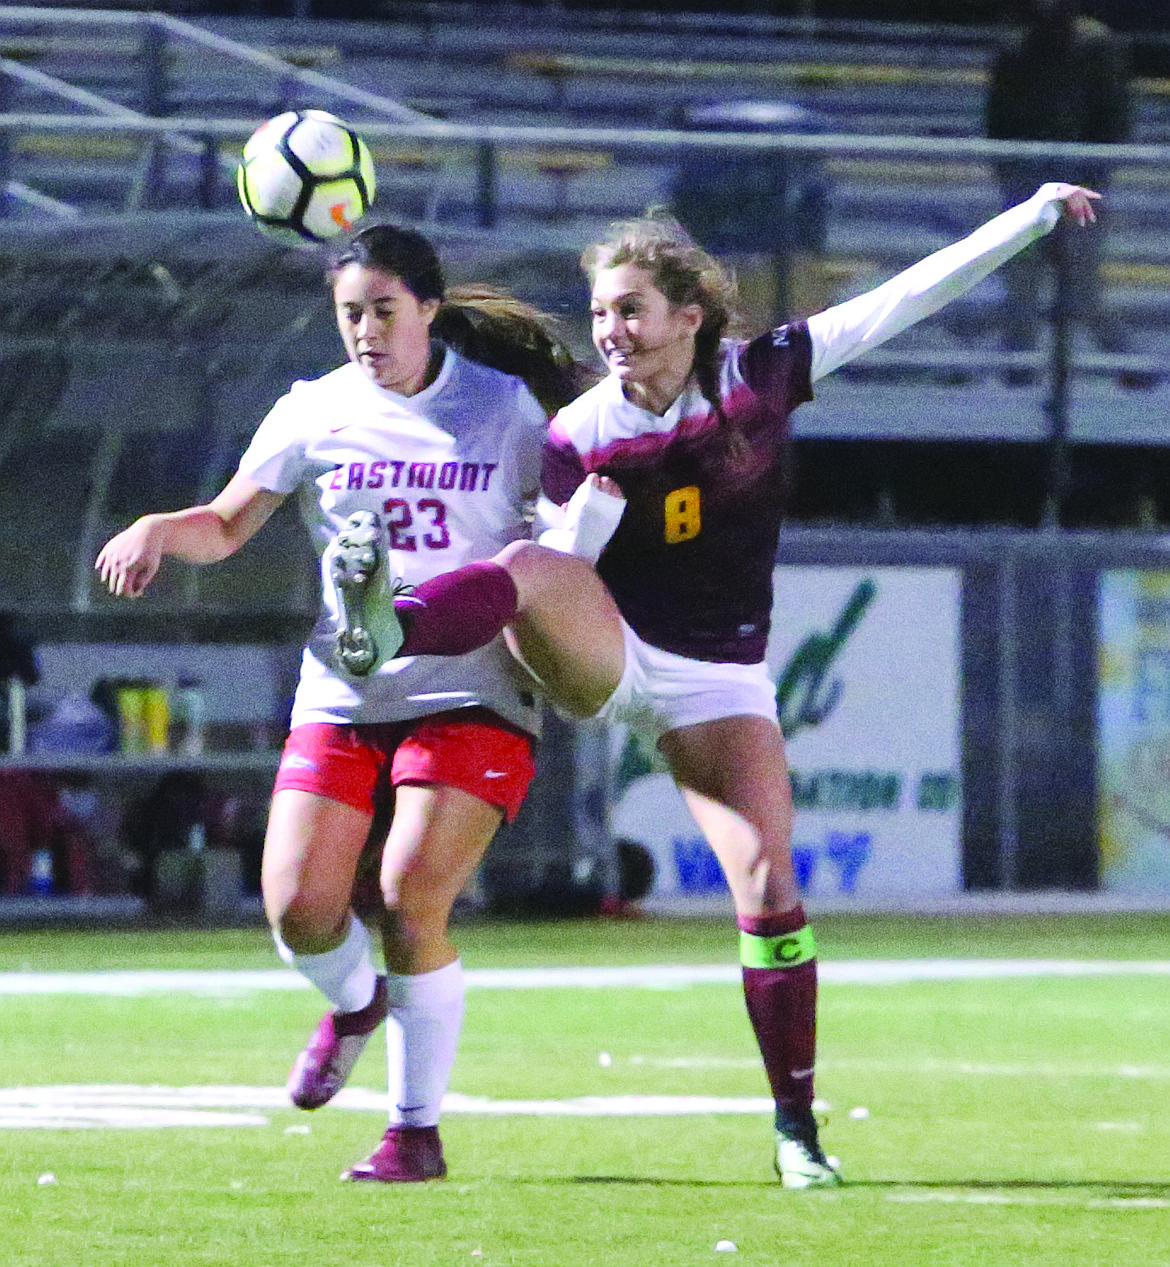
[596,618,780,739]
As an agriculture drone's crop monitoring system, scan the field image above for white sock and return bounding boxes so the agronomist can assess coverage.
[275,912,379,1015]
[385,960,465,1128]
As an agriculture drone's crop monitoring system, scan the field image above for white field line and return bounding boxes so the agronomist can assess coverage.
[0,1105,269,1129]
[5,963,1168,1130]
[0,1085,779,1129]
[0,1077,1163,1132]
[634,1054,1170,1079]
[887,1192,1170,1210]
[4,959,1170,995]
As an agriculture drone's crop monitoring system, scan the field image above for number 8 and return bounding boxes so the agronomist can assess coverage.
[664,485,701,544]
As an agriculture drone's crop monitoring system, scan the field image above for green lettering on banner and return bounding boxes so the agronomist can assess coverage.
[739,925,817,969]
[916,772,959,811]
[790,769,902,811]
[775,578,876,739]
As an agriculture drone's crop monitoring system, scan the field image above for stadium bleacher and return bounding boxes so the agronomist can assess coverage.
[0,3,1166,630]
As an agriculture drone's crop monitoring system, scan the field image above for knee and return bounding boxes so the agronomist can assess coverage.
[385,875,453,937]
[496,538,535,567]
[380,893,455,974]
[496,539,583,608]
[495,539,546,594]
[267,890,348,956]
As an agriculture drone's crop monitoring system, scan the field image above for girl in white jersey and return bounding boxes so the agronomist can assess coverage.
[335,183,1100,1187]
[95,224,591,1184]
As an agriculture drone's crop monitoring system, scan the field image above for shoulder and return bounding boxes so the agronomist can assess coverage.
[271,364,365,426]
[292,359,362,392]
[258,364,363,437]
[444,347,521,396]
[991,27,1024,57]
[989,29,1029,74]
[443,349,546,421]
[548,377,615,453]
[733,322,812,389]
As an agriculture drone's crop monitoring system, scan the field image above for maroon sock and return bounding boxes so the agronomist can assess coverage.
[394,561,518,657]
[738,906,818,1117]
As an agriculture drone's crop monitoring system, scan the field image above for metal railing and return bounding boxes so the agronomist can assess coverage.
[0,9,1165,628]
[0,6,439,214]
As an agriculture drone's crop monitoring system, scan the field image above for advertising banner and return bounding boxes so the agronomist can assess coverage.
[611,566,963,902]
[1098,570,1170,893]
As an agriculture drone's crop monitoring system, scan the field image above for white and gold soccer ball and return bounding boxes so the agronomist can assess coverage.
[236,109,376,247]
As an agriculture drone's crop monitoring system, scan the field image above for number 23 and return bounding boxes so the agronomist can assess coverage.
[382,496,451,551]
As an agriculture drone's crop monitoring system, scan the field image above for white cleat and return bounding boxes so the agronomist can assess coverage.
[774,1111,843,1189]
[327,511,406,676]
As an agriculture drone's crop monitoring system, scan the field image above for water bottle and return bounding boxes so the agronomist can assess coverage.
[7,675,26,755]
[170,678,206,756]
[26,848,55,896]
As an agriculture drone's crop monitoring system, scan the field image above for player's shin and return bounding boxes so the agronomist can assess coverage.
[738,909,842,1186]
[385,959,466,1126]
[396,562,518,657]
[737,909,819,1118]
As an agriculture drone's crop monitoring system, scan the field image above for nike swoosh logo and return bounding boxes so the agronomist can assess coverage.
[483,770,508,779]
[280,755,318,771]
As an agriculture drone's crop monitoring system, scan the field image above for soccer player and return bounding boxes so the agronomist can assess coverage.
[95,223,590,1184]
[330,182,1101,1187]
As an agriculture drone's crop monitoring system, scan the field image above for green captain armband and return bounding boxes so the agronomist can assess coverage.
[739,925,817,969]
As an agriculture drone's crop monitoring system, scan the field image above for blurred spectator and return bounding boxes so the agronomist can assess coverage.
[0,770,96,895]
[120,770,266,901]
[986,0,1150,386]
[0,613,37,687]
[671,100,831,330]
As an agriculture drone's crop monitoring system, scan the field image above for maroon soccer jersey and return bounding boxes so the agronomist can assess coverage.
[543,322,813,663]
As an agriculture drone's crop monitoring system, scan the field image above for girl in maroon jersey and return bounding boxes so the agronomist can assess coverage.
[330,183,1100,1186]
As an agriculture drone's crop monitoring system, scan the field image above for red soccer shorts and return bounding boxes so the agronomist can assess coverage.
[272,708,535,822]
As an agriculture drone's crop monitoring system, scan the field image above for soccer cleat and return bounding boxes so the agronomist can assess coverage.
[287,975,389,1110]
[774,1108,843,1189]
[341,1125,448,1183]
[328,511,407,675]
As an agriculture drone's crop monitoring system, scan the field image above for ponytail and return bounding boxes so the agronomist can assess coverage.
[433,285,597,415]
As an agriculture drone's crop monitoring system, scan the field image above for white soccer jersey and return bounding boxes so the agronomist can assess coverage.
[237,344,546,733]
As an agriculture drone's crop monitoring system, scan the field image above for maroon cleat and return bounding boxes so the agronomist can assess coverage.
[341,1125,448,1183]
[287,976,389,1110]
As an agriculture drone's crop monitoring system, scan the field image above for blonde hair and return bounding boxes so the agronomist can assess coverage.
[581,209,741,421]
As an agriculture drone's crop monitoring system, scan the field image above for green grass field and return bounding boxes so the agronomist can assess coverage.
[3,913,1170,1267]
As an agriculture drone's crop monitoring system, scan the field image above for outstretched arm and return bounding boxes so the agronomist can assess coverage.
[806,183,1099,382]
[95,472,286,598]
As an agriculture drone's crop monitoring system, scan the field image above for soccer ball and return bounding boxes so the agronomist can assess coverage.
[236,109,376,247]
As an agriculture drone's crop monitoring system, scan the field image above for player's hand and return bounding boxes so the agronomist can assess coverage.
[589,473,624,498]
[1052,183,1101,227]
[94,516,166,598]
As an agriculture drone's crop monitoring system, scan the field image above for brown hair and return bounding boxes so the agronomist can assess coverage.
[433,284,596,416]
[329,224,594,414]
[580,209,741,424]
